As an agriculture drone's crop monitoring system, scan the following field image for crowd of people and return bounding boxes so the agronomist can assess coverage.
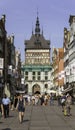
[0,92,73,123]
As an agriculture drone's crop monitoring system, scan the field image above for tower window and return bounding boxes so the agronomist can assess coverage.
[33,71,35,75]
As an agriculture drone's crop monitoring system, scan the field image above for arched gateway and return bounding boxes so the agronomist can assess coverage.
[32,84,40,94]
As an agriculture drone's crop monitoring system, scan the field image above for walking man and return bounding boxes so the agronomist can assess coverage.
[2,94,10,118]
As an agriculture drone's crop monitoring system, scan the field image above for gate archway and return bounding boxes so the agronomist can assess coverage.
[32,84,40,94]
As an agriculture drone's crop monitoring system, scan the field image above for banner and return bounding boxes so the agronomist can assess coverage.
[0,58,4,69]
[58,70,65,79]
[70,64,75,74]
[58,73,62,79]
[65,66,70,76]
[61,70,65,78]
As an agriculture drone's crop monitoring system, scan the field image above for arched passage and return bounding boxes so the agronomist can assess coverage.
[32,84,40,94]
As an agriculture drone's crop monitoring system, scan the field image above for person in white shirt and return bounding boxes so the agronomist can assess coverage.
[2,94,10,118]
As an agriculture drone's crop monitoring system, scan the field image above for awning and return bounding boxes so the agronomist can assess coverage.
[15,90,25,94]
[47,90,57,94]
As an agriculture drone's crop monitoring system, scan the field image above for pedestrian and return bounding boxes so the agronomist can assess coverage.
[10,94,14,110]
[61,94,66,112]
[50,93,54,105]
[57,95,61,106]
[14,95,18,109]
[2,94,11,118]
[32,95,35,105]
[27,95,31,105]
[40,95,44,105]
[44,94,48,105]
[16,94,25,123]
[35,95,39,105]
[65,93,72,116]
[0,97,3,118]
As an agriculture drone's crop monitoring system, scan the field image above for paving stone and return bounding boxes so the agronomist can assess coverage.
[0,101,75,130]
[30,127,51,130]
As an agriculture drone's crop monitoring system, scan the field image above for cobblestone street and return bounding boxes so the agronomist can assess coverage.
[0,101,75,130]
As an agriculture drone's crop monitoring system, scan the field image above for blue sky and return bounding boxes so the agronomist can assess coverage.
[0,0,75,61]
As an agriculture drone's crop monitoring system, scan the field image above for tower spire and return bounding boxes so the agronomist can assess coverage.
[37,8,39,17]
[35,10,40,36]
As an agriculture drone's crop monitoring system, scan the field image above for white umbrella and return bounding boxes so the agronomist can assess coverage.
[47,90,56,94]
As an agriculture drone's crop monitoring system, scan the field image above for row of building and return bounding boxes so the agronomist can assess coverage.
[0,15,21,97]
[52,15,75,95]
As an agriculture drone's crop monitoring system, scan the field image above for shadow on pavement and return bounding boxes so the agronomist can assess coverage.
[2,128,11,130]
[23,119,30,122]
[8,115,14,118]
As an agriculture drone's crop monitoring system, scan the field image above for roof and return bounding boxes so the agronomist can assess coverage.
[25,34,50,49]
[25,15,50,49]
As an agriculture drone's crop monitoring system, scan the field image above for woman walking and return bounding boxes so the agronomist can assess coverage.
[17,94,25,123]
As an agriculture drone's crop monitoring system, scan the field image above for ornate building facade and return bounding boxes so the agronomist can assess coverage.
[63,15,75,94]
[22,15,52,95]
